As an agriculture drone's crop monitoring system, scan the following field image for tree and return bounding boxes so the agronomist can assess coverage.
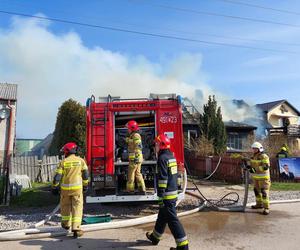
[49,99,86,155]
[199,95,227,155]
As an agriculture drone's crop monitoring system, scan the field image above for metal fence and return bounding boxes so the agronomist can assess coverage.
[9,155,60,182]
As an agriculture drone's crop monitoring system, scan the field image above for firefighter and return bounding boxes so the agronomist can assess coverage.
[248,142,271,215]
[125,120,146,194]
[52,142,89,238]
[146,134,189,250]
[276,145,289,158]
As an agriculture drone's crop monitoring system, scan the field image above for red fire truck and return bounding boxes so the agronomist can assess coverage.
[85,93,186,203]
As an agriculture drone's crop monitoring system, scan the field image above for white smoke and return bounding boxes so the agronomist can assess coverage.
[0,15,258,138]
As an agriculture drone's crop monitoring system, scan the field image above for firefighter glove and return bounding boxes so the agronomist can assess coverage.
[157,188,164,198]
[158,199,164,208]
[83,185,89,193]
[263,165,269,171]
[248,167,256,174]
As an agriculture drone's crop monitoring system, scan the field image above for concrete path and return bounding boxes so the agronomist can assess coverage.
[1,202,300,250]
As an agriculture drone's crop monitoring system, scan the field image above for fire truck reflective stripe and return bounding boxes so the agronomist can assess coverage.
[62,216,72,221]
[153,230,162,239]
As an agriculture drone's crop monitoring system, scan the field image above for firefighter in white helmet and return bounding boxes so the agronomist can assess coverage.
[52,142,89,237]
[247,142,271,215]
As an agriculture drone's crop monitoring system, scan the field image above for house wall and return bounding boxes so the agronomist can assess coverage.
[267,103,299,127]
[0,100,16,168]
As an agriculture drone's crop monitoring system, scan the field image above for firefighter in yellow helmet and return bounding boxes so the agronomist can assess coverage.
[248,142,271,215]
[52,142,89,237]
[125,120,146,194]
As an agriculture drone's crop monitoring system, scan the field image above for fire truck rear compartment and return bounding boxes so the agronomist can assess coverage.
[114,111,157,194]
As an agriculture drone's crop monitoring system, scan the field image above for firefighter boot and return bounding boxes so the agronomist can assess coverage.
[61,225,70,230]
[73,230,84,238]
[146,232,160,245]
[251,204,263,209]
[262,208,270,215]
[170,245,189,250]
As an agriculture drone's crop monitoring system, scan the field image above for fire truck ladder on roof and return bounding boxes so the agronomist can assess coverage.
[90,95,111,191]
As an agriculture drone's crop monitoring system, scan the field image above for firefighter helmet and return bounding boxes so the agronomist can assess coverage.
[281,146,287,152]
[126,120,139,131]
[155,134,171,150]
[251,142,264,152]
[61,142,78,155]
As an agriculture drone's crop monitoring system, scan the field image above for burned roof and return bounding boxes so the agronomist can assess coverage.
[256,100,300,116]
[224,120,257,130]
[0,83,18,100]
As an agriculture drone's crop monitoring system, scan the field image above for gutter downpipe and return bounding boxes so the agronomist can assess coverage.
[3,100,13,205]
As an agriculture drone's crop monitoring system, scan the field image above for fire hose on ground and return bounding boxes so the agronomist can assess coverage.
[1,160,300,241]
[0,168,208,241]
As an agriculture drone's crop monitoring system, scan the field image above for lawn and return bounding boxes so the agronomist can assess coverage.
[10,182,59,207]
[270,182,300,191]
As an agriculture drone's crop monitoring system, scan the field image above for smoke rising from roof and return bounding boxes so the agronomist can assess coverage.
[0,15,260,138]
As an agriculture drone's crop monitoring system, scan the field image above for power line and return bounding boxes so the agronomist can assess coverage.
[128,0,300,28]
[2,1,300,47]
[0,9,299,54]
[214,0,300,16]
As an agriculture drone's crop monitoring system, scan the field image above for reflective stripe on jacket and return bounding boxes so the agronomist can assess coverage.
[250,153,270,180]
[157,149,178,200]
[53,154,89,191]
[126,132,143,162]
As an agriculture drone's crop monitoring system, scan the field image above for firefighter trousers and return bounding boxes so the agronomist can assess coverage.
[153,199,188,248]
[60,190,83,231]
[126,161,146,192]
[253,179,271,209]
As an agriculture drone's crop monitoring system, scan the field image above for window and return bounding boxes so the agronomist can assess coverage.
[187,130,198,146]
[227,132,247,150]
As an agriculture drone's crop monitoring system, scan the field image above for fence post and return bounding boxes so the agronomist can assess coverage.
[35,160,43,183]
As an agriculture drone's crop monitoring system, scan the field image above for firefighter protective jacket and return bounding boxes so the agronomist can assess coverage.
[53,154,89,191]
[126,131,143,163]
[250,153,270,181]
[157,149,178,200]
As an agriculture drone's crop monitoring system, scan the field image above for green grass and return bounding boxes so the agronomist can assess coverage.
[10,182,59,207]
[249,182,300,191]
[270,182,300,191]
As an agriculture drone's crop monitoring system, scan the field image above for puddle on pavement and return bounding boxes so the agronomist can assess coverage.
[139,208,293,234]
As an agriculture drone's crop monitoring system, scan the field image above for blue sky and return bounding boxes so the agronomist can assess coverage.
[0,0,300,138]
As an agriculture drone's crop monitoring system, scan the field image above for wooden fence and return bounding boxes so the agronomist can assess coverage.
[9,155,60,182]
[185,154,300,183]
